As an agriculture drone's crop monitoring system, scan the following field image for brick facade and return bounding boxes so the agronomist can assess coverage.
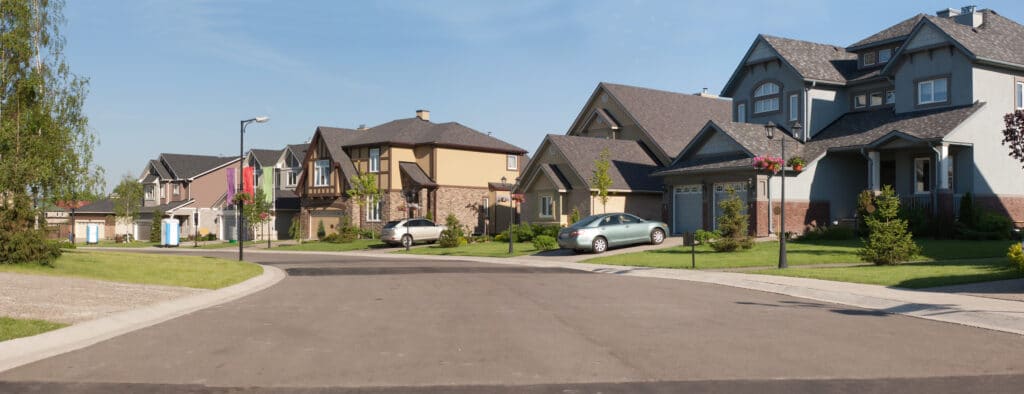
[753,200,831,237]
[435,186,490,235]
[975,195,1024,225]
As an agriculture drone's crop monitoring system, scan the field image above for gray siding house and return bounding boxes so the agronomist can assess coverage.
[656,6,1024,236]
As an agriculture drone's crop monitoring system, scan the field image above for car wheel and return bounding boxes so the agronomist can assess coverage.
[650,228,666,245]
[401,235,413,248]
[592,237,608,254]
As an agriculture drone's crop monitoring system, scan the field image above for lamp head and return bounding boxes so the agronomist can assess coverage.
[255,116,270,123]
[764,121,776,139]
[501,176,507,185]
[791,121,802,133]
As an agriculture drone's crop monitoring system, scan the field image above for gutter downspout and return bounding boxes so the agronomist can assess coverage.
[929,142,942,218]
[859,148,872,191]
[804,81,815,142]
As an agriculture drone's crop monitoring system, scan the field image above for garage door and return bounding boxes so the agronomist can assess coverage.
[712,182,748,231]
[672,185,703,235]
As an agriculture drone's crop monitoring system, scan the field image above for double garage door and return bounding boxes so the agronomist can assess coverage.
[672,182,749,234]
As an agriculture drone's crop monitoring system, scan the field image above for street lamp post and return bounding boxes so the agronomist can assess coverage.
[239,116,270,261]
[764,121,799,269]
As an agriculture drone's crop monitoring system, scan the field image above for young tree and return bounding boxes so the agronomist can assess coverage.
[149,208,164,243]
[858,186,921,265]
[112,175,143,240]
[590,149,613,213]
[1003,110,1024,168]
[345,173,381,237]
[234,190,270,242]
[709,188,753,252]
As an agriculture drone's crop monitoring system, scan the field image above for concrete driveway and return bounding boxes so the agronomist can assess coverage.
[3,250,1024,393]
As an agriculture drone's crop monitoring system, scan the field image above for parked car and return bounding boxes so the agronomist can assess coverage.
[380,218,446,247]
[557,213,668,254]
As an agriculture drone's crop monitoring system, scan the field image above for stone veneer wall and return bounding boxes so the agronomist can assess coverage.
[435,186,490,235]
[753,200,830,237]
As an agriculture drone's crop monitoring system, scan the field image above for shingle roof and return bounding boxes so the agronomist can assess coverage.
[921,11,1024,68]
[547,135,661,192]
[316,127,360,184]
[148,160,171,179]
[601,83,732,159]
[250,149,283,167]
[140,200,194,214]
[398,162,437,188]
[539,164,569,191]
[76,199,116,214]
[848,14,926,50]
[320,118,525,154]
[654,121,803,176]
[158,154,236,180]
[761,35,858,84]
[653,157,755,176]
[286,144,309,163]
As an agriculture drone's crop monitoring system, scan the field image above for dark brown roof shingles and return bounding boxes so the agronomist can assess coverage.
[547,135,661,192]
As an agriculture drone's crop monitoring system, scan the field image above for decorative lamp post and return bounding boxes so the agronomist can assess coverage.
[238,116,270,261]
[764,121,799,269]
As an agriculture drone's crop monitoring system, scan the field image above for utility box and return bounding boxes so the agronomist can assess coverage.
[85,224,100,245]
[161,218,180,247]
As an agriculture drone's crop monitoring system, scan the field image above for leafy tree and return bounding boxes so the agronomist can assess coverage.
[438,213,466,248]
[590,148,613,213]
[234,190,270,241]
[569,207,581,224]
[345,172,381,237]
[709,188,752,252]
[317,220,326,240]
[1003,110,1024,168]
[288,216,301,241]
[149,208,164,243]
[858,186,921,265]
[1,0,103,262]
[112,175,142,239]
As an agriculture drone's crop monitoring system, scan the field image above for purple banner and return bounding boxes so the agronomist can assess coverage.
[226,168,236,206]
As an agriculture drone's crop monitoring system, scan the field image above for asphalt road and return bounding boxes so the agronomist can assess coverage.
[3,250,1024,393]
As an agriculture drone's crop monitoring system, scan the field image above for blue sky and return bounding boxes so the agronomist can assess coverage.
[63,1,1024,191]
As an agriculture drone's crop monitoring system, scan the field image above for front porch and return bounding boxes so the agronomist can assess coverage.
[860,135,972,220]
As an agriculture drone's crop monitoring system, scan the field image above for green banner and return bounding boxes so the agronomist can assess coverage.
[262,167,274,204]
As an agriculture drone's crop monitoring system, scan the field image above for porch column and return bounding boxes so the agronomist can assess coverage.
[868,150,881,192]
[937,143,951,190]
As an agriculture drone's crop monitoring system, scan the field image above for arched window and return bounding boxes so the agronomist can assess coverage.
[753,81,781,114]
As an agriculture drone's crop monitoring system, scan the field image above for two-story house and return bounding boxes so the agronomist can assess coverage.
[296,110,526,239]
[138,153,238,240]
[516,82,731,226]
[655,6,1024,236]
[228,144,309,240]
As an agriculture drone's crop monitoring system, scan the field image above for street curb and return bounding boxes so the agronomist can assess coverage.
[0,263,285,373]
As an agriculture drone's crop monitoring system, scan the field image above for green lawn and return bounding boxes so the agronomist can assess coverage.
[0,251,263,289]
[586,239,1014,270]
[392,242,538,258]
[79,240,160,248]
[755,258,1023,289]
[276,239,385,251]
[1,317,68,342]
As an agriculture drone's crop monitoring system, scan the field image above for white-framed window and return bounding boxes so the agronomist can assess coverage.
[753,82,780,114]
[885,90,896,105]
[917,78,948,105]
[863,51,877,66]
[540,195,553,218]
[160,185,166,198]
[507,155,518,170]
[788,94,799,121]
[1016,81,1023,109]
[854,94,867,109]
[314,159,331,187]
[286,171,297,187]
[254,166,261,187]
[869,91,884,107]
[736,103,746,122]
[878,48,892,63]
[369,148,380,173]
[914,157,931,194]
[145,185,154,200]
[172,184,180,196]
[366,196,382,222]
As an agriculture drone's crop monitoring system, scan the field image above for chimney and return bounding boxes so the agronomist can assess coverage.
[953,5,983,27]
[357,124,367,131]
[416,109,430,121]
[694,88,718,98]
[936,8,960,18]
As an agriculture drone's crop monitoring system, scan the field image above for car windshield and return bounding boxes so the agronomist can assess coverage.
[570,215,605,228]
[383,221,403,229]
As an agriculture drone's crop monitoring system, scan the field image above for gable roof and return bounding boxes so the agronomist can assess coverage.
[249,149,283,167]
[599,82,732,160]
[157,153,237,181]
[398,161,437,188]
[76,198,116,214]
[546,135,661,192]
[284,144,309,165]
[848,14,926,50]
[319,118,525,154]
[314,127,360,185]
[760,35,858,85]
[146,160,171,179]
[882,10,1024,75]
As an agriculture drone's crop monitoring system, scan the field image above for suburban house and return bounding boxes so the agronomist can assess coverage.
[516,82,731,226]
[221,144,309,240]
[655,6,1024,236]
[138,153,239,240]
[296,110,526,239]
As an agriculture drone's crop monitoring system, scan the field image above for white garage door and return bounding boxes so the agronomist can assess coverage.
[712,182,748,230]
[672,185,703,234]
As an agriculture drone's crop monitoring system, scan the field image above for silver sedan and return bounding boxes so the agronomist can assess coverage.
[557,213,668,254]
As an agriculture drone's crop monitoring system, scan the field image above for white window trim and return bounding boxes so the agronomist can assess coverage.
[869,91,884,107]
[914,157,931,195]
[145,185,154,200]
[878,48,892,64]
[854,94,867,109]
[863,52,876,66]
[507,155,518,171]
[286,171,297,187]
[314,159,331,187]
[917,78,948,105]
[539,195,553,218]
[754,97,779,114]
[1016,81,1023,110]
[365,196,382,222]
[788,94,799,121]
[173,184,180,195]
[369,148,380,173]
[160,185,166,198]
[885,89,896,105]
[736,103,746,122]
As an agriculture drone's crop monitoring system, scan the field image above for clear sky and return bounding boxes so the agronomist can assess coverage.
[63,1,1024,192]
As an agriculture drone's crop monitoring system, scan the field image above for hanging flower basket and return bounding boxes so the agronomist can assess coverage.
[787,156,807,172]
[753,156,784,174]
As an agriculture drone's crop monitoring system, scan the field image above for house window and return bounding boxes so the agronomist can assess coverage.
[863,51,877,66]
[145,185,154,200]
[753,82,780,114]
[914,157,931,194]
[254,166,261,187]
[878,48,892,63]
[507,155,518,170]
[869,91,884,107]
[885,90,896,105]
[854,94,867,109]
[173,184,180,196]
[160,185,166,198]
[947,156,955,190]
[286,171,297,187]
[540,195,553,218]
[314,159,331,186]
[736,103,746,122]
[917,78,948,105]
[788,94,799,121]
[366,196,382,222]
[369,148,380,173]
[1016,82,1023,109]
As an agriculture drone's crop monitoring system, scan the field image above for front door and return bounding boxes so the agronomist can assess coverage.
[673,185,703,234]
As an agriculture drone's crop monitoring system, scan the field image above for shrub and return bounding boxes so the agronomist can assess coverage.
[1008,243,1024,272]
[513,224,535,242]
[0,199,62,265]
[205,233,217,241]
[438,214,465,248]
[856,190,876,236]
[694,229,721,244]
[569,207,581,225]
[710,188,753,252]
[288,217,301,240]
[531,224,561,238]
[977,210,1013,240]
[494,232,509,242]
[798,225,856,241]
[858,186,921,265]
[150,209,164,243]
[316,220,326,240]
[898,205,932,238]
[532,235,558,251]
[958,192,978,228]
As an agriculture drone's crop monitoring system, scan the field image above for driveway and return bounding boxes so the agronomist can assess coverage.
[2,250,1024,393]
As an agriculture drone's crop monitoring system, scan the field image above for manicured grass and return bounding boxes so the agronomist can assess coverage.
[0,251,262,289]
[194,241,262,249]
[586,239,1015,270]
[754,258,1023,289]
[276,239,385,251]
[0,317,68,342]
[79,240,160,248]
[392,242,538,258]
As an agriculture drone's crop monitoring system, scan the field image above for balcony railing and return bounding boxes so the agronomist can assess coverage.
[900,195,932,213]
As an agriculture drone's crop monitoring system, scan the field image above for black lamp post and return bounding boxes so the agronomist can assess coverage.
[502,176,513,255]
[239,116,269,261]
[764,121,800,269]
